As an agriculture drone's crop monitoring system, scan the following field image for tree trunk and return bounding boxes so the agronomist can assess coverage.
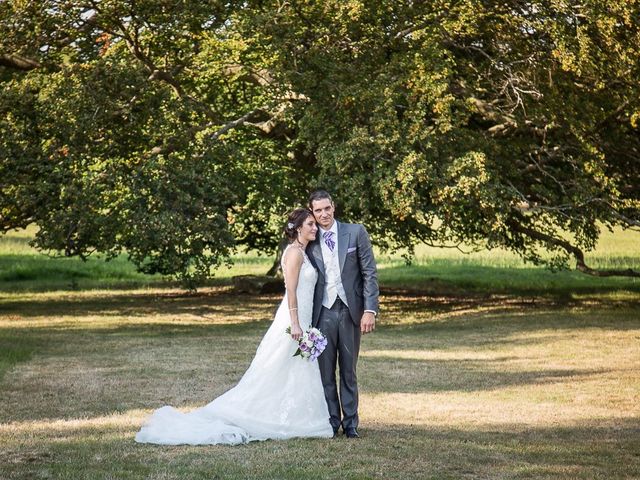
[266,238,289,277]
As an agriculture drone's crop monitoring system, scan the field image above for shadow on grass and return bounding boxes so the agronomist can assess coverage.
[376,301,640,338]
[3,284,639,323]
[379,262,640,297]
[3,318,614,398]
[2,290,639,429]
[361,357,609,393]
[0,334,39,381]
[0,289,282,319]
[1,416,638,479]
[2,291,638,356]
[2,308,637,415]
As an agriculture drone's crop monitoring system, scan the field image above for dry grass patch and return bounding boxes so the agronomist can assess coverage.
[1,288,639,479]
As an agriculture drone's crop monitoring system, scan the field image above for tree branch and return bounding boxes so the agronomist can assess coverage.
[508,220,640,278]
[144,106,278,157]
[223,64,275,87]
[208,108,266,141]
[0,53,42,71]
[98,11,221,123]
[144,120,220,157]
[395,21,430,40]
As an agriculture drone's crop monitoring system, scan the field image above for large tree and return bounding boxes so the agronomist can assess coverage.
[259,0,640,274]
[1,1,639,282]
[1,0,305,284]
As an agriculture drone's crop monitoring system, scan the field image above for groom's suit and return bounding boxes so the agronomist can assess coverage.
[307,220,379,432]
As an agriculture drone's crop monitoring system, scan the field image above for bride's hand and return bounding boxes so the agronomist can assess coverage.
[290,323,303,341]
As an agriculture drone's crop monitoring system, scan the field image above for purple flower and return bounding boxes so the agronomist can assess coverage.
[286,327,327,361]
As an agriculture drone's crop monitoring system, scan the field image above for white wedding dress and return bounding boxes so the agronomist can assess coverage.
[135,245,333,445]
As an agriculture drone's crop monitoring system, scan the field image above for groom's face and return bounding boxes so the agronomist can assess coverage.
[311,198,335,230]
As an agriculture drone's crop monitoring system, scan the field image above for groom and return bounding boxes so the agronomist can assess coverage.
[307,190,379,438]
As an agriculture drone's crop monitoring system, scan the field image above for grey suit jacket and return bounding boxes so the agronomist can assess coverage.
[307,221,379,326]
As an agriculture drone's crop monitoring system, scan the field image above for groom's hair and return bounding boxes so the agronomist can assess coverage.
[308,189,333,208]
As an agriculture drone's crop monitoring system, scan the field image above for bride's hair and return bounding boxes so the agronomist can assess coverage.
[284,208,313,242]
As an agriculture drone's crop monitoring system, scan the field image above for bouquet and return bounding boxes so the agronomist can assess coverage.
[285,327,328,361]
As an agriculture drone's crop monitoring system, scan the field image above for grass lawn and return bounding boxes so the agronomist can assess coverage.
[0,227,639,479]
[2,225,639,297]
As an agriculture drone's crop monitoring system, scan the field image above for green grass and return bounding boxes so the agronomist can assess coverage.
[1,225,639,296]
[0,334,37,381]
[376,226,640,296]
[0,227,164,290]
[0,227,273,292]
[377,261,640,297]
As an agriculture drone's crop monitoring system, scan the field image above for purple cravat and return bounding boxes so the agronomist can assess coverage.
[323,230,335,252]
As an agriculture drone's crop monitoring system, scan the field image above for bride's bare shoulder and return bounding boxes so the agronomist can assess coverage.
[282,244,305,267]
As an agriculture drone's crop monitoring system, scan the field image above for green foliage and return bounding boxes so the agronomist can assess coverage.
[1,1,639,283]
[262,0,640,271]
[0,333,36,381]
[0,1,299,283]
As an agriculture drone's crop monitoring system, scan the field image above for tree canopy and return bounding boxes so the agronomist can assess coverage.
[1,1,639,283]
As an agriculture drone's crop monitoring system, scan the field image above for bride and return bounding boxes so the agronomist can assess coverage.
[135,208,333,445]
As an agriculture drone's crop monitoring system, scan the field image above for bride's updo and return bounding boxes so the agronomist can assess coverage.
[284,208,313,242]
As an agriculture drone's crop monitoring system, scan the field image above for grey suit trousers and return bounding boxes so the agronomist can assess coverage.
[317,298,361,431]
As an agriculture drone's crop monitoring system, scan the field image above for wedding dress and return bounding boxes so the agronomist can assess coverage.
[135,245,333,445]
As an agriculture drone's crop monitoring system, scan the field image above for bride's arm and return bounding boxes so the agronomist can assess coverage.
[283,247,304,341]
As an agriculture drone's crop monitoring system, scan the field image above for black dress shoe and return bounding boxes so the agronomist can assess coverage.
[344,428,359,438]
[332,426,341,438]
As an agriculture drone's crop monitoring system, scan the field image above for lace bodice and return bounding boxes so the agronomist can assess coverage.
[281,244,317,330]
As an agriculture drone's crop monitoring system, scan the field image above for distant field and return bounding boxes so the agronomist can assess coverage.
[0,225,639,297]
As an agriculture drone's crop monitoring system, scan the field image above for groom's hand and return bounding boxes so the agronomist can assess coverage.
[360,312,376,334]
